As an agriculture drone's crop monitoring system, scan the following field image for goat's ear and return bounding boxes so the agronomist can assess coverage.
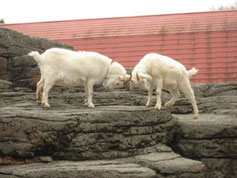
[119,76,123,81]
[136,73,140,81]
[140,73,152,82]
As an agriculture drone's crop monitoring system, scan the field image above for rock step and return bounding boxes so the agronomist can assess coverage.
[0,160,156,178]
[173,114,237,159]
[1,80,237,115]
[129,152,205,178]
[0,86,206,177]
[0,152,206,178]
[1,81,237,177]
[172,114,237,177]
[0,101,176,161]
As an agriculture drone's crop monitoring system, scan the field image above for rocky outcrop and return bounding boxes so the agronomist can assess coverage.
[0,152,206,178]
[166,82,237,178]
[172,114,237,178]
[0,28,236,178]
[0,80,206,178]
[0,93,175,161]
[1,79,237,177]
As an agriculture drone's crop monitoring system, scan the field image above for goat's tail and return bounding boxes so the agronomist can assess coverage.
[28,51,41,64]
[187,67,198,78]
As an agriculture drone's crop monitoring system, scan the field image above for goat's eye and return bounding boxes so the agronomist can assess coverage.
[116,82,120,85]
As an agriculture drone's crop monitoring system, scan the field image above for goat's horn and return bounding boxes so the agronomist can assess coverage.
[124,75,132,85]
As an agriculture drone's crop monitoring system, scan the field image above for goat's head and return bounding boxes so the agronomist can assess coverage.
[130,72,151,91]
[103,62,131,90]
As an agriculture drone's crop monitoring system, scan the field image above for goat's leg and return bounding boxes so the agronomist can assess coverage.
[154,79,163,110]
[84,83,88,105]
[86,81,95,109]
[180,82,199,119]
[165,89,180,108]
[42,80,54,109]
[146,82,154,107]
[36,78,44,105]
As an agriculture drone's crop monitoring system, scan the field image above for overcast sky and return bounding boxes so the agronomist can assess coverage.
[1,0,236,24]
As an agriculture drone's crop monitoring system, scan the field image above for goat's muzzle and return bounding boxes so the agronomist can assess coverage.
[130,81,134,90]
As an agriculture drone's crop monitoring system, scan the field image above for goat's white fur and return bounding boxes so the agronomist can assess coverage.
[29,48,130,109]
[131,53,199,119]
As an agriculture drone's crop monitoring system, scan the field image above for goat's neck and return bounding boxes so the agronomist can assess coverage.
[105,61,113,79]
[137,63,149,74]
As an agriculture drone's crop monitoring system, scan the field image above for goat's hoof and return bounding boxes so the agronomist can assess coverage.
[43,104,51,109]
[165,103,172,108]
[88,104,95,109]
[37,98,42,105]
[145,103,152,107]
[193,114,199,119]
[154,105,161,110]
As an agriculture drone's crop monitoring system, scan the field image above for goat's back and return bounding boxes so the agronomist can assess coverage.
[38,48,112,86]
[40,48,111,75]
[141,53,187,77]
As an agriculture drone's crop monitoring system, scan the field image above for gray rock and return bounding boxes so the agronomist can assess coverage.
[172,114,237,178]
[0,87,175,161]
[0,27,72,58]
[174,114,237,139]
[203,82,237,97]
[0,80,12,91]
[0,83,206,177]
[202,158,237,178]
[38,156,53,163]
[0,57,8,80]
[0,160,156,178]
[130,152,206,178]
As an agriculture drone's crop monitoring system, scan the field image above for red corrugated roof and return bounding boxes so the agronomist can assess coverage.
[1,10,237,40]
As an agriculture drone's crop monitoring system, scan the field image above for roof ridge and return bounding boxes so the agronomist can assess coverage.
[1,9,236,26]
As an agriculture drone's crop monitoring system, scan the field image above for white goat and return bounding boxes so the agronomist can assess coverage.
[130,53,199,119]
[29,48,131,109]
